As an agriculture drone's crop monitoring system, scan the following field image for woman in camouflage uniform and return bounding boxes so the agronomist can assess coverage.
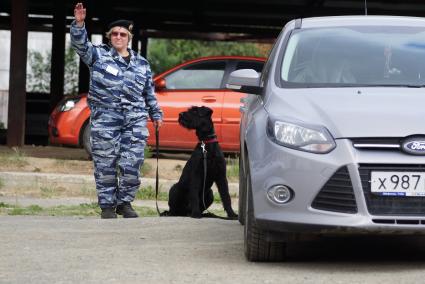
[71,3,163,219]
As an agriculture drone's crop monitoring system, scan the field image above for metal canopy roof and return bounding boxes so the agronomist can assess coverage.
[1,0,425,40]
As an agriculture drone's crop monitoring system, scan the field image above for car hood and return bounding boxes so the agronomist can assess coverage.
[265,87,425,138]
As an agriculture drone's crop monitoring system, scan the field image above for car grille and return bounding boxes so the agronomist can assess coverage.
[372,219,425,225]
[351,137,402,151]
[311,166,357,214]
[359,164,425,216]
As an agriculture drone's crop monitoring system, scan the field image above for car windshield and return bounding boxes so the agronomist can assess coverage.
[281,26,425,87]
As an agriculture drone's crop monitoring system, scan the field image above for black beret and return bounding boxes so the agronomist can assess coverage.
[108,19,134,32]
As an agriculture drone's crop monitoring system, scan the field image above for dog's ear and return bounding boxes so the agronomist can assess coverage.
[198,106,213,117]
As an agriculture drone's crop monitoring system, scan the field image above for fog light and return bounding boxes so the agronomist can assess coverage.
[267,185,292,204]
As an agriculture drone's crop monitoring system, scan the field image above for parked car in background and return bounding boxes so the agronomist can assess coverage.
[49,56,265,154]
[228,16,425,262]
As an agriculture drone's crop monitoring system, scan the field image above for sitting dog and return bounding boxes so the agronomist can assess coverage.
[167,106,238,219]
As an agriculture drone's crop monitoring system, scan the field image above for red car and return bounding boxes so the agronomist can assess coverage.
[49,56,265,154]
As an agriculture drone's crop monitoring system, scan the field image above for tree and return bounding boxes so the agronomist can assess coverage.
[26,38,271,92]
[27,50,51,93]
[63,45,79,95]
[26,43,79,95]
[148,39,271,74]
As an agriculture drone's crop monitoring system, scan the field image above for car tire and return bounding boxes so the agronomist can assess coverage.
[82,122,92,157]
[238,152,246,225]
[244,159,287,262]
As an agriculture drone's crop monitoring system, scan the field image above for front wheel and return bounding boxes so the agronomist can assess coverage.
[244,160,287,262]
[238,154,246,225]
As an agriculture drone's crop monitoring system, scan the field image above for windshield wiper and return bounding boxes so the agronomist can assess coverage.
[358,84,425,88]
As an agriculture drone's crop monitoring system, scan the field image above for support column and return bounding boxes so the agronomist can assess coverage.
[50,0,66,111]
[140,30,148,58]
[7,0,28,147]
[131,24,140,53]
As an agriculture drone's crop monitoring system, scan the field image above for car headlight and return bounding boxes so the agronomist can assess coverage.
[58,98,80,112]
[267,118,336,154]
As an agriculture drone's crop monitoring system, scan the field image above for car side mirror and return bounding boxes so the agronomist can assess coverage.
[226,69,262,95]
[154,78,167,91]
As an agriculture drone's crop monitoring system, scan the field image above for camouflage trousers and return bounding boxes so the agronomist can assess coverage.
[90,106,148,208]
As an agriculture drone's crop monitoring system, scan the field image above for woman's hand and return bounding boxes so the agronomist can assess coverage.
[153,120,163,129]
[74,3,86,27]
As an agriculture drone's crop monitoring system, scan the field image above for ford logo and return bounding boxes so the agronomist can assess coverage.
[402,137,425,155]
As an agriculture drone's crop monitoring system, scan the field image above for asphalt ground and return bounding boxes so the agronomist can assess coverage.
[3,146,425,283]
[3,216,425,283]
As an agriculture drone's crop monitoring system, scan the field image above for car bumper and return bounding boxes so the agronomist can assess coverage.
[249,138,425,234]
[48,113,81,146]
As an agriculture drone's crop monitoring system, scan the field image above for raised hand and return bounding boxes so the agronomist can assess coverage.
[74,2,86,26]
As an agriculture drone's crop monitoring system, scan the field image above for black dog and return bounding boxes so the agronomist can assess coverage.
[167,106,238,219]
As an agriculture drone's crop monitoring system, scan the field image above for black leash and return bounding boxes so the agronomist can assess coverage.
[200,142,234,220]
[155,124,162,216]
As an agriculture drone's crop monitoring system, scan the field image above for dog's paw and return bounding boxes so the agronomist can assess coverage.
[190,211,202,219]
[226,210,238,219]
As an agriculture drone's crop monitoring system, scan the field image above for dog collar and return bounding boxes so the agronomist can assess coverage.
[201,137,218,144]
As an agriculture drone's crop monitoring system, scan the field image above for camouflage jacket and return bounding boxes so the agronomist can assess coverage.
[70,20,162,121]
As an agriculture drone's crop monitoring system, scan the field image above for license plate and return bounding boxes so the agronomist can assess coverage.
[371,171,425,196]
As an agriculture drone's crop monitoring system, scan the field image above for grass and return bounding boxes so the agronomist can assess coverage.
[226,156,239,181]
[136,186,168,201]
[136,186,236,204]
[141,162,152,176]
[144,146,153,159]
[0,147,28,168]
[79,184,97,199]
[0,202,161,217]
[0,178,3,189]
[40,185,66,198]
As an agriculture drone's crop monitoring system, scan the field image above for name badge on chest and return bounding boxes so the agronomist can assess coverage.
[105,65,119,76]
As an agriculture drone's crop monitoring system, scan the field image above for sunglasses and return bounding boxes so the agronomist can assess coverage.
[111,31,128,38]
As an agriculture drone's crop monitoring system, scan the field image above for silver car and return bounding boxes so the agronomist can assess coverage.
[227,16,425,262]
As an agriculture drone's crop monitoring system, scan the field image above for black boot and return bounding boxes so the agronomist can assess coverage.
[101,207,117,219]
[116,202,138,218]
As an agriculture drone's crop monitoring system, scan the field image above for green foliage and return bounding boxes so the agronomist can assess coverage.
[27,50,51,93]
[27,43,79,95]
[26,37,270,93]
[148,39,267,74]
[64,45,79,95]
[0,122,5,129]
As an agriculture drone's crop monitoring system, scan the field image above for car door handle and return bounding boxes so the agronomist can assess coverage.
[202,96,216,102]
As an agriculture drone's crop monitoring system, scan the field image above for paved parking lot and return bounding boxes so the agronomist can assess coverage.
[2,216,425,284]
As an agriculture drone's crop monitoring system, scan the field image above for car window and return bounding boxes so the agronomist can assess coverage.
[280,26,425,87]
[235,61,264,73]
[165,61,226,89]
